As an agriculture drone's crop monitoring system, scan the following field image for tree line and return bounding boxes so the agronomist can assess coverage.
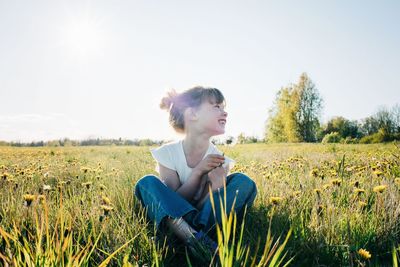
[264,73,400,144]
[0,138,163,147]
[1,74,398,146]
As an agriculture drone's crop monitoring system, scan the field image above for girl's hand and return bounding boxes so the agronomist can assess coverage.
[207,166,227,190]
[193,154,225,175]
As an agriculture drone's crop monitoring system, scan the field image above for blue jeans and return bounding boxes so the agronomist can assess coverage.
[134,173,257,233]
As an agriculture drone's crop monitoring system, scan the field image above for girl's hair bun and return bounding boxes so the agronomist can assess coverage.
[160,90,177,111]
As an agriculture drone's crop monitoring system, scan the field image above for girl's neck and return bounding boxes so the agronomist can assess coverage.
[182,132,210,155]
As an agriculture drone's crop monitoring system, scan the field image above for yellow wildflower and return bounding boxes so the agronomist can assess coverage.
[101,195,111,205]
[37,195,46,204]
[352,180,360,188]
[269,197,283,205]
[330,179,341,186]
[314,188,321,195]
[354,188,365,196]
[358,248,371,260]
[81,167,90,173]
[323,183,331,190]
[82,181,92,189]
[23,194,36,207]
[99,184,107,191]
[292,191,301,197]
[373,185,387,193]
[310,168,319,177]
[101,205,114,216]
[358,201,367,208]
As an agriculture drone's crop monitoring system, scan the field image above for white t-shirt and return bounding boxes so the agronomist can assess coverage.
[150,140,235,184]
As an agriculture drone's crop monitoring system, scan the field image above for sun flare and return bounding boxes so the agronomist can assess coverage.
[63,17,104,58]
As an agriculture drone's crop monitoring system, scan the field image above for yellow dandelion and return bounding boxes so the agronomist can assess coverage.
[101,195,111,205]
[358,248,371,260]
[82,181,92,189]
[269,197,283,205]
[358,201,367,208]
[323,183,331,190]
[373,185,387,193]
[292,190,301,197]
[1,172,8,180]
[310,168,319,177]
[23,194,36,207]
[101,205,114,215]
[354,188,365,196]
[394,178,400,186]
[373,170,383,177]
[81,167,90,174]
[330,179,341,186]
[37,195,46,204]
[99,184,107,191]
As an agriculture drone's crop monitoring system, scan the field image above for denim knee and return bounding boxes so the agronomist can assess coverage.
[229,173,257,201]
[134,174,159,198]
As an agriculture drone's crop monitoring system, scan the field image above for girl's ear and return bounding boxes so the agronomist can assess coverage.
[186,107,199,121]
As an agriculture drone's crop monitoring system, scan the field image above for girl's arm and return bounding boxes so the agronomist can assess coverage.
[158,164,181,190]
[195,166,229,209]
[159,164,203,203]
[158,154,225,203]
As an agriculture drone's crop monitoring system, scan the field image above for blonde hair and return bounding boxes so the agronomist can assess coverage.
[160,86,225,133]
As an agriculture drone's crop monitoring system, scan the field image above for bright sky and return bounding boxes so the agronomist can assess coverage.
[0,1,399,142]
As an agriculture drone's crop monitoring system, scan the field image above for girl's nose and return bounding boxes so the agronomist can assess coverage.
[222,110,228,117]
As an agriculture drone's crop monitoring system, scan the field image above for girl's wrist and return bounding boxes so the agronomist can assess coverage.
[192,168,204,180]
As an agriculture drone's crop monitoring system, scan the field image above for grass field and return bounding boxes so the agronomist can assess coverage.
[1,143,399,266]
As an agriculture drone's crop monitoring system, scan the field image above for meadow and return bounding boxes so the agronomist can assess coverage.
[0,143,399,266]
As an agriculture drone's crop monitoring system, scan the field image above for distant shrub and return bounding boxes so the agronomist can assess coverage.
[322,132,342,143]
[341,136,359,144]
[359,135,374,144]
[359,129,390,144]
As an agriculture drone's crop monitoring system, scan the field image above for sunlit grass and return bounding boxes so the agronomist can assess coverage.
[0,143,399,266]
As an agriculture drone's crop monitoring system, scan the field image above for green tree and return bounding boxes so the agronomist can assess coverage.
[319,116,360,140]
[392,104,400,134]
[265,73,322,142]
[295,73,323,142]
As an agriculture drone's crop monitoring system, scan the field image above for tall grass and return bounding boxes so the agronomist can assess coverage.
[207,183,293,267]
[1,143,399,265]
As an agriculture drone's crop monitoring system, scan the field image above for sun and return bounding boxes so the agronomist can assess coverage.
[63,16,104,59]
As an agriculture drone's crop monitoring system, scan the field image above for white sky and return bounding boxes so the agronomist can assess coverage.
[0,1,399,142]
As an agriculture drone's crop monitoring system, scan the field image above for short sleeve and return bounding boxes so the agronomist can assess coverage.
[150,145,175,173]
[222,156,235,173]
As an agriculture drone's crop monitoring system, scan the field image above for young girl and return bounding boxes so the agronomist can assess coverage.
[134,86,257,255]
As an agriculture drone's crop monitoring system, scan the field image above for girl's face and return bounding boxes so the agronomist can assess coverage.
[194,99,228,136]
